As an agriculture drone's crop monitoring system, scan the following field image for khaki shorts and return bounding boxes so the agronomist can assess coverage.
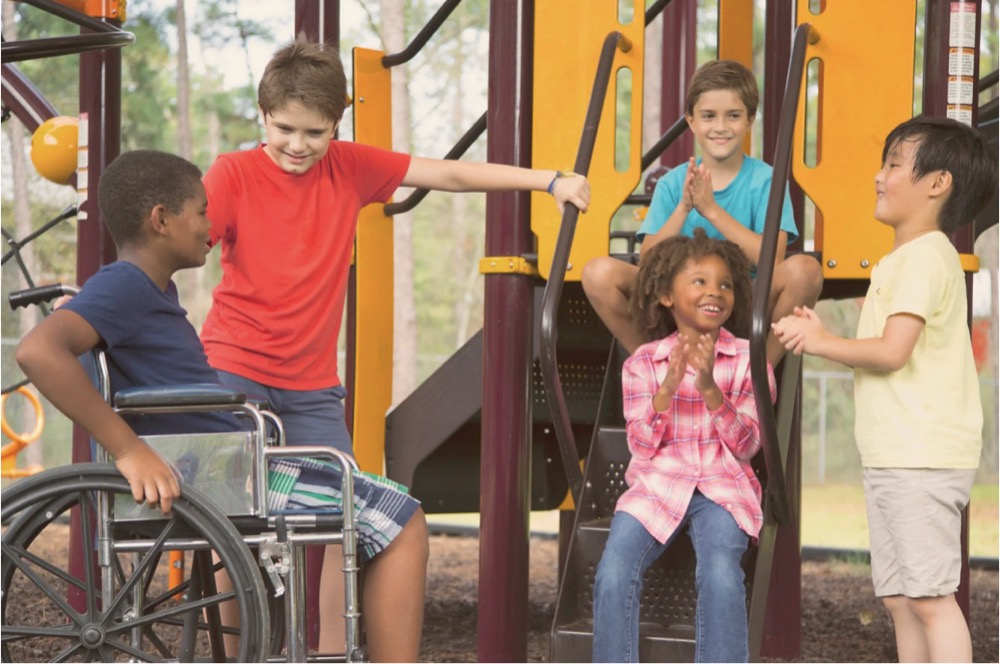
[863,467,975,599]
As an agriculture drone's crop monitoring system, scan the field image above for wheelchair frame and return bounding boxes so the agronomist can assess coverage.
[2,284,366,662]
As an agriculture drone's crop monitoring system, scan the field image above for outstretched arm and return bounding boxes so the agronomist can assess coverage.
[15,310,181,513]
[400,157,591,213]
[772,306,924,371]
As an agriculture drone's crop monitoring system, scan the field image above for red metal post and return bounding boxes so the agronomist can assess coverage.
[922,0,981,622]
[477,0,535,660]
[660,0,697,166]
[759,0,802,659]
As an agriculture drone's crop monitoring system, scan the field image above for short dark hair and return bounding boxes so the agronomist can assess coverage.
[98,150,202,248]
[882,115,998,232]
[685,60,759,118]
[258,34,347,124]
[630,229,753,343]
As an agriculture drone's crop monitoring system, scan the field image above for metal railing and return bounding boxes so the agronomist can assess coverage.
[538,31,632,503]
[1,0,134,63]
[750,23,815,526]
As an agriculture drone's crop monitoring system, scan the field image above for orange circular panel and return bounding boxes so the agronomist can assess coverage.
[31,116,79,185]
[1,386,45,446]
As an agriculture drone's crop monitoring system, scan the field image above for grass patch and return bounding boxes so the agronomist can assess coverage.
[802,483,999,558]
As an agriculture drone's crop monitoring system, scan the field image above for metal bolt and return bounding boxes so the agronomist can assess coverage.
[358,96,365,103]
[827,259,837,268]
[860,259,870,268]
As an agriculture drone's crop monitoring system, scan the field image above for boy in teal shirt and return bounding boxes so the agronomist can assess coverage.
[582,60,823,364]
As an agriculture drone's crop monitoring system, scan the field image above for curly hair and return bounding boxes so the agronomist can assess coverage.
[629,229,753,343]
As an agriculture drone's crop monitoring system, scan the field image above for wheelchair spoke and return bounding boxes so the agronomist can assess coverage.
[104,518,179,620]
[141,565,192,612]
[49,642,85,663]
[0,623,78,641]
[140,623,176,659]
[2,539,90,593]
[0,540,83,625]
[105,588,239,634]
[102,634,168,663]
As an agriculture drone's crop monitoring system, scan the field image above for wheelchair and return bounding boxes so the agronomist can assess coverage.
[2,284,366,663]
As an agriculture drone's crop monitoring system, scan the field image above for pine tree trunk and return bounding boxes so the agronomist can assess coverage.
[381,0,419,404]
[173,0,209,330]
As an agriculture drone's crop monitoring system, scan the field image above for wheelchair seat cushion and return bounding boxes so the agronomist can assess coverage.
[267,457,420,565]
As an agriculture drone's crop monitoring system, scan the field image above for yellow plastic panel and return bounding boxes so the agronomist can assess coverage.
[351,47,394,474]
[793,1,917,279]
[531,0,644,281]
[719,0,754,155]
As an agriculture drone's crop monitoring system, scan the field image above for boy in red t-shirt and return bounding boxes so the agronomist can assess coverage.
[202,37,590,659]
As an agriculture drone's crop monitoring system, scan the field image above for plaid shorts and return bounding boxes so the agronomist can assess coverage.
[267,458,420,564]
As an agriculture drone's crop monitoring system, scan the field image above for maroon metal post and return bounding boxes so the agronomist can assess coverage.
[660,0,696,166]
[759,0,801,658]
[477,0,534,660]
[294,1,340,649]
[295,0,340,48]
[922,0,981,622]
[68,24,122,612]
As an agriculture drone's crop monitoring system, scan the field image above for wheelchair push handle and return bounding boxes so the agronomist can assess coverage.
[8,283,79,310]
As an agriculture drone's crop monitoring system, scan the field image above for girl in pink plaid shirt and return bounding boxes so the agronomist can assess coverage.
[592,230,776,663]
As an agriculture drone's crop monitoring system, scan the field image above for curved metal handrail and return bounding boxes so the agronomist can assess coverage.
[383,111,487,216]
[641,114,689,171]
[1,32,134,63]
[750,23,814,526]
[382,0,463,68]
[645,0,676,26]
[3,0,133,63]
[979,69,998,92]
[539,31,632,503]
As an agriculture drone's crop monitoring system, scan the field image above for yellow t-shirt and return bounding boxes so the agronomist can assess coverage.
[854,231,982,469]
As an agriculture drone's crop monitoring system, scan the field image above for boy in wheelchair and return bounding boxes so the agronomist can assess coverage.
[15,149,429,662]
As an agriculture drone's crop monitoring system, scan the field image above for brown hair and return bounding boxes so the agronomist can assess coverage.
[630,229,753,342]
[685,60,759,119]
[258,34,347,123]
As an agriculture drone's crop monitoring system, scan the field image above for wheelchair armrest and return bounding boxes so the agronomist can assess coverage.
[113,384,246,408]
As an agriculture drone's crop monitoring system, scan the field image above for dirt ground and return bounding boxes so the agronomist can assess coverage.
[421,534,999,663]
[3,525,997,662]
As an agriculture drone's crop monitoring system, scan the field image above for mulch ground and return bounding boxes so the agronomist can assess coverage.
[4,524,997,662]
[421,534,999,663]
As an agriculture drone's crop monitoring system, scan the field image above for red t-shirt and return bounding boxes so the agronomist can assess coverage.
[201,142,410,390]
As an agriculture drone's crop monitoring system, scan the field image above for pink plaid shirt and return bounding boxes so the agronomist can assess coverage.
[617,328,776,543]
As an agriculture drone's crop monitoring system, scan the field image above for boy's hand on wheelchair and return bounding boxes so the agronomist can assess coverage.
[115,439,182,514]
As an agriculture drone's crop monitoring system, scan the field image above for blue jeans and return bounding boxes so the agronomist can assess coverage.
[215,370,354,456]
[592,492,750,663]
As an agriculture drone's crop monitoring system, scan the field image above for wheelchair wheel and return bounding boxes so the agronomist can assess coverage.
[1,464,269,662]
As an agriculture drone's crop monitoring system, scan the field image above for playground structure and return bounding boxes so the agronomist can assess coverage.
[1,0,997,661]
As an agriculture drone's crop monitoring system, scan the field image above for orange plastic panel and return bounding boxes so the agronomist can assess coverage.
[350,47,394,474]
[793,1,917,279]
[531,0,645,281]
[719,0,754,155]
[53,0,124,20]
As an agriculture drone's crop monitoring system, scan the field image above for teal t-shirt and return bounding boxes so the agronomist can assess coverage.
[637,155,799,245]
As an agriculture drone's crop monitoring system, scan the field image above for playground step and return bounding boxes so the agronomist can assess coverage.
[551,426,762,662]
[551,618,695,663]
